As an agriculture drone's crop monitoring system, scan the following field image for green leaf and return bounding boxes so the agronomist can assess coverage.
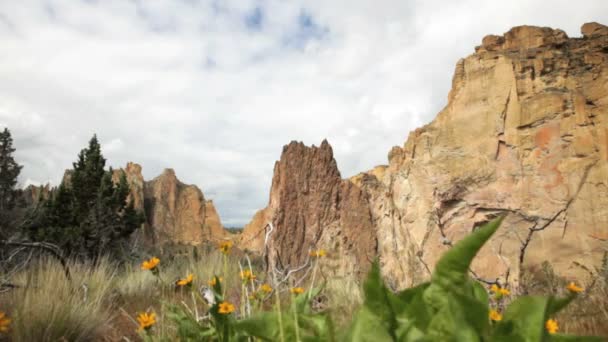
[298,314,335,341]
[235,312,285,341]
[359,261,401,337]
[546,294,575,317]
[431,216,505,292]
[492,296,548,342]
[426,296,481,342]
[396,282,430,305]
[343,306,394,342]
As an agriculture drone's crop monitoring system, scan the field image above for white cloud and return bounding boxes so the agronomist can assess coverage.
[0,0,606,225]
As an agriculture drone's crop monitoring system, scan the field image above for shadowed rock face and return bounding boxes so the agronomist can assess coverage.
[240,140,377,278]
[113,163,226,246]
[242,23,608,290]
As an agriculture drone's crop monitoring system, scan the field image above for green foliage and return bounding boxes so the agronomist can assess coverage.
[164,277,334,342]
[346,216,602,342]
[0,127,23,236]
[160,216,601,341]
[22,134,144,259]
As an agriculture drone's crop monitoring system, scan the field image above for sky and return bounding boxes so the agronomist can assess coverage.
[1,0,607,226]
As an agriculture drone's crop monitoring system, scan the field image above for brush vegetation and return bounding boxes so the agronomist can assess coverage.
[1,217,607,341]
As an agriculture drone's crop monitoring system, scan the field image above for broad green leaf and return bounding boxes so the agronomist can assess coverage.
[432,216,504,292]
[546,294,575,317]
[396,282,430,305]
[492,296,548,342]
[470,279,489,308]
[360,260,401,338]
[426,296,480,342]
[299,314,335,341]
[343,306,394,342]
[236,312,293,341]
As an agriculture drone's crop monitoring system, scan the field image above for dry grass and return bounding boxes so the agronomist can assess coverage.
[0,257,116,341]
[3,249,607,341]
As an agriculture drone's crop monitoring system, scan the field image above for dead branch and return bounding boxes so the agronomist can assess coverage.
[0,240,71,281]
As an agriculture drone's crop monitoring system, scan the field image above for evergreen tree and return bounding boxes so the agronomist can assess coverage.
[71,135,106,223]
[22,134,143,259]
[0,128,23,213]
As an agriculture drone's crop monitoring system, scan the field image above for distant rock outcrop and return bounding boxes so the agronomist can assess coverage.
[241,23,608,290]
[21,184,51,207]
[240,140,377,277]
[110,162,227,246]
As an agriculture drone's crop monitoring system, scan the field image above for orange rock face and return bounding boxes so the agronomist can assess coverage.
[369,22,608,289]
[113,163,227,246]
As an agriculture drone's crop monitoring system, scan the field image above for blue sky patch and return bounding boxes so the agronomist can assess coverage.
[244,6,263,31]
[282,9,329,49]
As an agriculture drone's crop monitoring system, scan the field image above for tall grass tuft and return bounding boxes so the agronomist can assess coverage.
[1,257,116,341]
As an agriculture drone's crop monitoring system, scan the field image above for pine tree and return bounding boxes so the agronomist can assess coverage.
[0,128,23,212]
[71,134,106,223]
[22,134,143,259]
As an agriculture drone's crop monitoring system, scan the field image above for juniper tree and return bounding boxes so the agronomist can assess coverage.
[23,134,143,259]
[0,128,23,213]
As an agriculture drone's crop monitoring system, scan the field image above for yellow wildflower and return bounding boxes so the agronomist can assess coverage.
[309,249,327,258]
[141,257,160,271]
[0,311,11,333]
[546,319,559,334]
[176,273,194,287]
[240,269,257,282]
[489,309,502,322]
[566,282,583,293]
[218,241,233,255]
[290,287,305,295]
[218,301,235,314]
[260,283,273,293]
[490,284,510,298]
[137,312,156,331]
[208,276,223,287]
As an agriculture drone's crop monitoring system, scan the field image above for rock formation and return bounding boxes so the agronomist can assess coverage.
[240,141,377,277]
[21,184,51,207]
[110,162,227,246]
[242,23,608,290]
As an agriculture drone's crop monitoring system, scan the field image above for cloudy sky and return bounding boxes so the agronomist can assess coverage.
[1,1,606,226]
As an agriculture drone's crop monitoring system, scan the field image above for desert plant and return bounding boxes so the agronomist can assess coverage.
[345,216,601,341]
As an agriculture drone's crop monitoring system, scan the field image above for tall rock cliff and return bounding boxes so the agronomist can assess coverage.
[365,22,608,289]
[240,140,377,277]
[113,163,227,246]
[242,22,608,290]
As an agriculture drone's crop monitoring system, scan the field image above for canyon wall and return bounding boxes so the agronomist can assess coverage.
[242,22,608,289]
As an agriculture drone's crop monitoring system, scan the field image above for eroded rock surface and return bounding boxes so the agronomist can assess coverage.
[242,23,608,290]
[108,163,227,246]
[240,140,377,277]
[369,23,608,289]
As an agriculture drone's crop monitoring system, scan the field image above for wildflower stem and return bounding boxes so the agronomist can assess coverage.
[291,281,301,342]
[308,258,318,301]
[272,270,286,342]
[222,254,227,298]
